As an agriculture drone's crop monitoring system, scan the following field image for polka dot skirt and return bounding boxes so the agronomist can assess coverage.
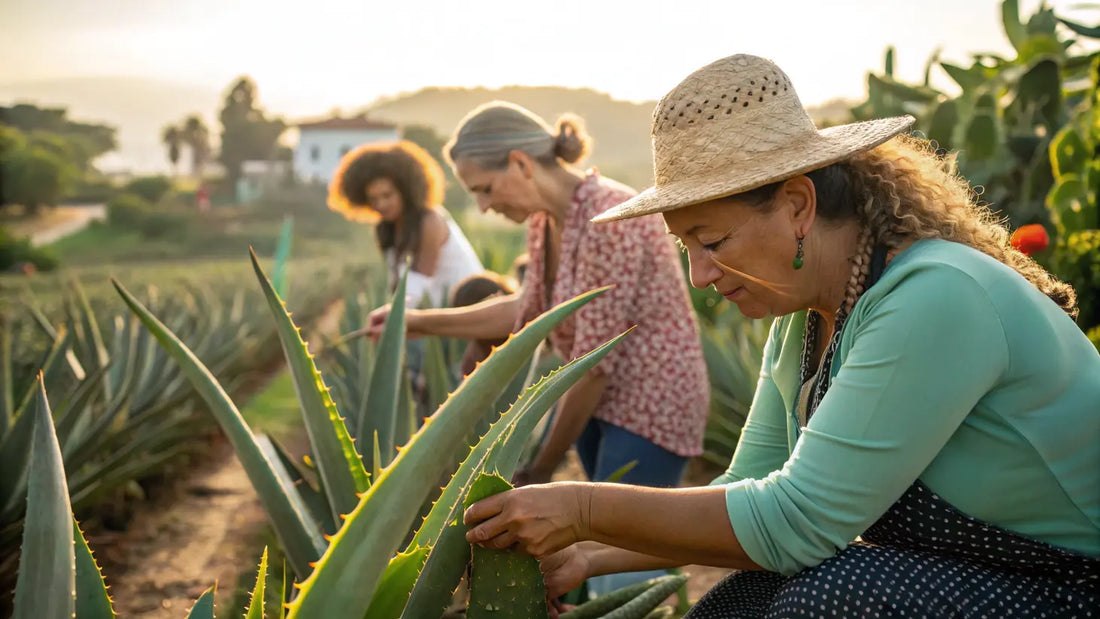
[686,482,1099,617]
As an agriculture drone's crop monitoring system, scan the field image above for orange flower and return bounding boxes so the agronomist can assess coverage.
[1010,224,1049,255]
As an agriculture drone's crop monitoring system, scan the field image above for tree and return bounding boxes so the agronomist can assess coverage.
[182,115,212,180]
[162,125,182,177]
[0,146,77,215]
[0,104,115,172]
[218,77,286,188]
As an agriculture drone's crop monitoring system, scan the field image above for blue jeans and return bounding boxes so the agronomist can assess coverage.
[574,418,688,596]
[575,418,687,487]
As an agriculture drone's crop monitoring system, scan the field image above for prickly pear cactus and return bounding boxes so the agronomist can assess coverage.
[464,472,549,618]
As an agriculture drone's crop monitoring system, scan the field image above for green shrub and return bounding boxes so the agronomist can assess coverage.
[123,175,173,204]
[106,192,152,229]
[63,175,117,204]
[0,226,59,272]
[107,192,193,240]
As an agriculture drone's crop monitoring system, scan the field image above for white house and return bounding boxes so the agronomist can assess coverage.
[293,114,400,184]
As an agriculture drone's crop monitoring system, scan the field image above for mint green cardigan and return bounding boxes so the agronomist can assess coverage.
[711,239,1100,575]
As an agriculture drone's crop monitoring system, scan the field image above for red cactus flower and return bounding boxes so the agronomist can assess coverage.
[1011,224,1049,255]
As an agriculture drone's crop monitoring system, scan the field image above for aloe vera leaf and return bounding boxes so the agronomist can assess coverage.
[401,333,629,619]
[559,576,681,619]
[285,288,608,618]
[363,546,430,619]
[250,248,370,523]
[244,547,268,619]
[465,473,548,619]
[359,268,407,463]
[257,434,338,535]
[410,331,628,550]
[599,574,687,619]
[13,377,75,619]
[256,434,338,536]
[185,586,216,619]
[1,316,12,440]
[73,518,115,618]
[113,278,324,578]
[600,460,638,483]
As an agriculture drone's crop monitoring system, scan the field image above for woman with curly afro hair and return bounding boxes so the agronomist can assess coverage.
[328,139,483,307]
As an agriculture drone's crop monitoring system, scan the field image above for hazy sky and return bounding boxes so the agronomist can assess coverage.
[3,0,1096,118]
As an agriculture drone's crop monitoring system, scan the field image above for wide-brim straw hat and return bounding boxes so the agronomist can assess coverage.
[593,54,915,223]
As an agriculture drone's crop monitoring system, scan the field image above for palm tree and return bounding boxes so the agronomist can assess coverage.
[161,125,182,177]
[182,115,211,181]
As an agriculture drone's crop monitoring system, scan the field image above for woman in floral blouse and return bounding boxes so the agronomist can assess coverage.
[364,101,709,498]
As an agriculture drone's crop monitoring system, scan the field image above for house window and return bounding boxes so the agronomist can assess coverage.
[340,145,351,156]
[310,145,320,162]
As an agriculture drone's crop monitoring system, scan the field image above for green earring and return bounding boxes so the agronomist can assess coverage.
[793,236,805,270]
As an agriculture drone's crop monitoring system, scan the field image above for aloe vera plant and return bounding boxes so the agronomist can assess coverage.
[560,574,688,619]
[14,263,698,616]
[108,247,633,616]
[9,378,274,619]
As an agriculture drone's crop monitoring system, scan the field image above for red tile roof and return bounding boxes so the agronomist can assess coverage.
[295,115,396,130]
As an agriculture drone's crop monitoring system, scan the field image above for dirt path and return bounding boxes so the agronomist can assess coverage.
[94,440,268,617]
[94,300,346,617]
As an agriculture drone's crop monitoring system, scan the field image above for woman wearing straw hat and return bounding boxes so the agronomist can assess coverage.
[462,54,1100,616]
[328,140,484,308]
[362,104,710,571]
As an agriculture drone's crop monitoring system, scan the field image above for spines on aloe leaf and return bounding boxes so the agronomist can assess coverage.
[244,547,268,619]
[13,377,75,619]
[185,585,217,619]
[465,473,548,619]
[410,329,628,550]
[401,331,630,618]
[284,288,608,618]
[359,265,408,467]
[113,277,324,578]
[599,574,686,619]
[362,546,430,619]
[249,248,370,525]
[74,518,116,619]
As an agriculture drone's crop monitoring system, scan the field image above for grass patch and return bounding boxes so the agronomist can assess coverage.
[239,370,303,444]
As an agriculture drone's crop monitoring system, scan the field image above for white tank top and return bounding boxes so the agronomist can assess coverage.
[385,210,484,308]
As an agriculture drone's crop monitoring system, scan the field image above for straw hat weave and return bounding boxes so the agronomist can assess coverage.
[593,54,915,223]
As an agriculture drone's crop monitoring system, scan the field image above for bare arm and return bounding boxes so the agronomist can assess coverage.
[408,292,521,340]
[583,484,759,569]
[465,482,761,571]
[411,210,448,277]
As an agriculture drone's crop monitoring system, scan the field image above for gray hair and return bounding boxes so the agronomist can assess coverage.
[445,101,591,170]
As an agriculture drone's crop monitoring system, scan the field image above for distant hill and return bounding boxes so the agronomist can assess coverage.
[0,77,857,182]
[366,86,657,189]
[366,86,858,190]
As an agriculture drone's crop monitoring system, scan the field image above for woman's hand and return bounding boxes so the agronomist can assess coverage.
[463,482,592,559]
[540,544,591,600]
[353,304,427,342]
[352,304,390,342]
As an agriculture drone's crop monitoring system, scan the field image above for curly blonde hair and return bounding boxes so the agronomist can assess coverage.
[740,135,1078,317]
[843,135,1077,317]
